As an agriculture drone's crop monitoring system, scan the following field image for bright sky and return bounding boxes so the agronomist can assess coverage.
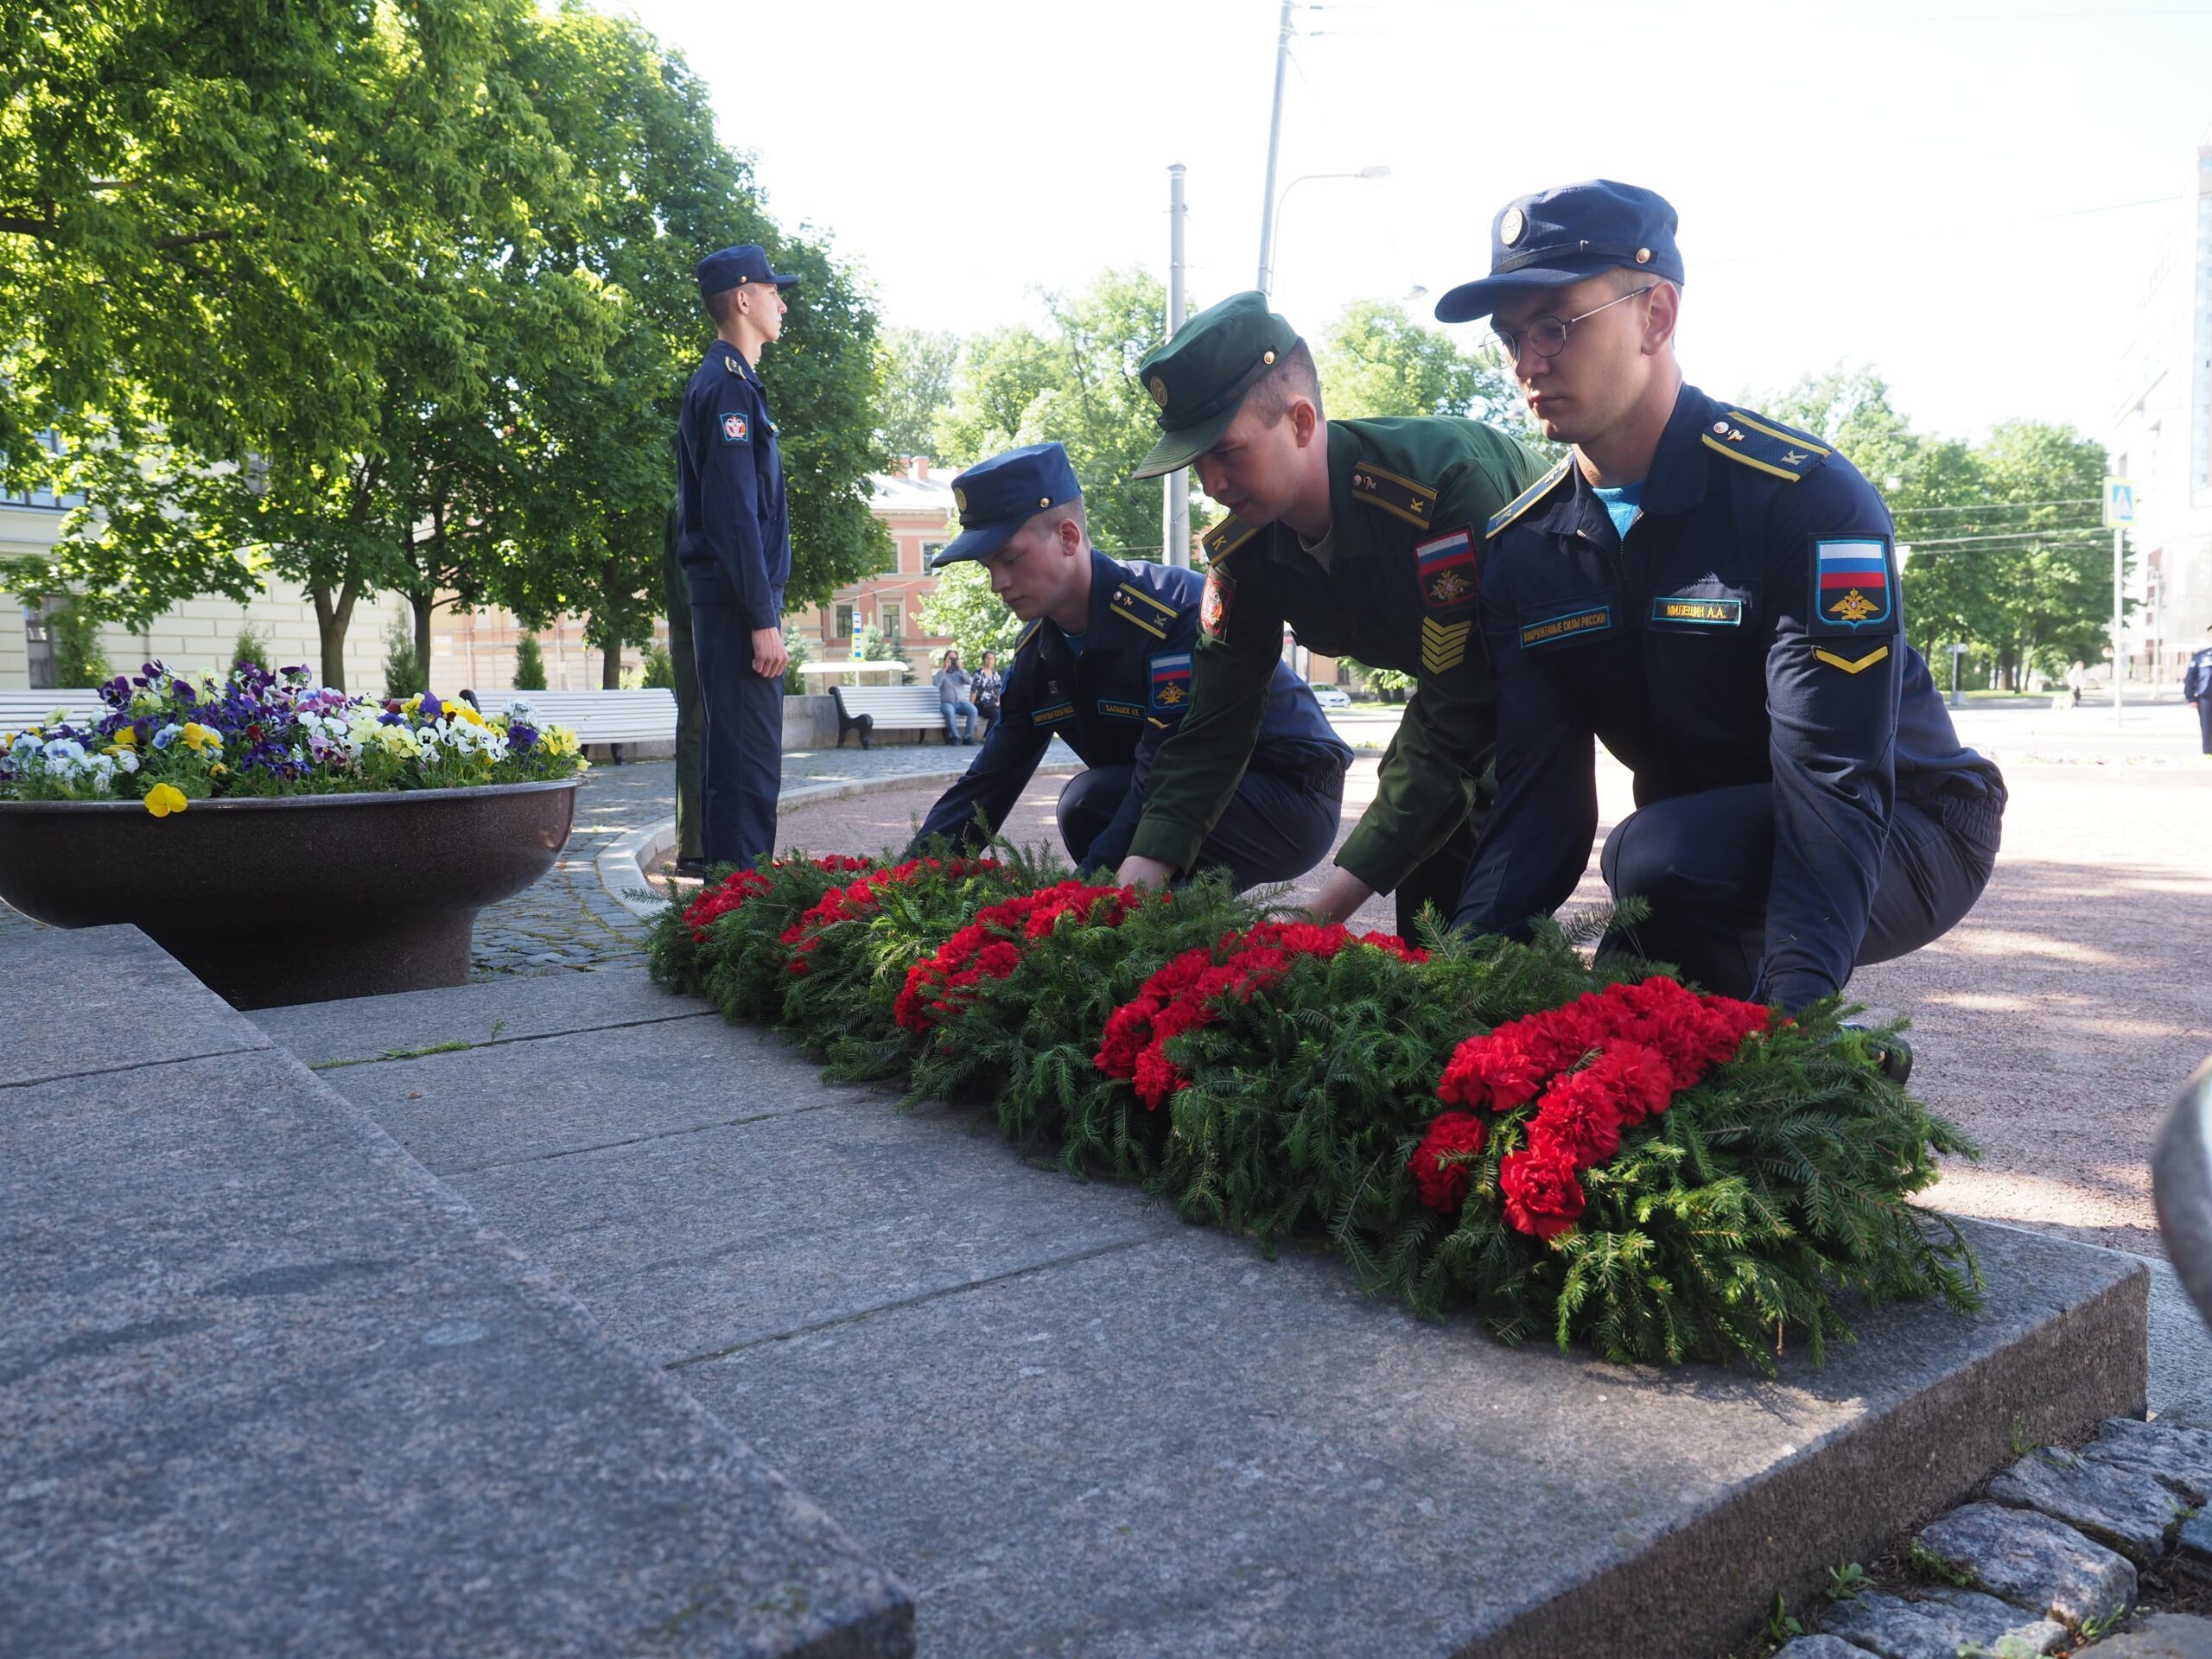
[626,0,2212,446]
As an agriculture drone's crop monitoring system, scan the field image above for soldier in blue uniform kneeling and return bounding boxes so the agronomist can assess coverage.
[1438,181,2006,1015]
[912,442,1351,887]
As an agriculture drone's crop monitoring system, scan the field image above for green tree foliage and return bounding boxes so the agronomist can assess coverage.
[3,0,887,689]
[1316,300,1528,435]
[47,604,110,687]
[917,561,1026,664]
[877,327,959,462]
[936,270,1168,559]
[512,632,547,691]
[1764,369,2109,688]
[382,616,427,700]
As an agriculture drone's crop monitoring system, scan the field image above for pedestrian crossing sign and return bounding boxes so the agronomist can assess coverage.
[2103,478,2135,528]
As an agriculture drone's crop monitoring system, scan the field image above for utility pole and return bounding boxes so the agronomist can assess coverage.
[2103,474,2135,728]
[1254,0,1294,293]
[1162,162,1191,568]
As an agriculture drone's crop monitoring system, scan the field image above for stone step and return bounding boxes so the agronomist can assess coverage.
[1,927,912,1659]
[295,966,2153,1658]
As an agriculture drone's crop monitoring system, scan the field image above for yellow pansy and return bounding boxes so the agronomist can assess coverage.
[143,783,188,817]
[209,762,228,778]
[181,722,220,753]
[111,726,137,747]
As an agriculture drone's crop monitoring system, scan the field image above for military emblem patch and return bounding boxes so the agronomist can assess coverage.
[1109,581,1178,640]
[1200,569,1234,642]
[1500,206,1526,246]
[953,486,968,514]
[1811,537,1894,635]
[1149,651,1193,712]
[1421,617,1472,674]
[1414,527,1478,613]
[719,412,750,445]
[1148,376,1169,408]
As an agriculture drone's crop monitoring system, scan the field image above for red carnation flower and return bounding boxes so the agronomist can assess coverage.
[1499,1144,1587,1240]
[1408,1112,1488,1212]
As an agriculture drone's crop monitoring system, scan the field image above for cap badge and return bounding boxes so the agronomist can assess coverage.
[1039,496,1052,507]
[953,486,968,514]
[1499,206,1526,246]
[1262,350,1276,365]
[1148,376,1169,408]
[1635,247,1652,264]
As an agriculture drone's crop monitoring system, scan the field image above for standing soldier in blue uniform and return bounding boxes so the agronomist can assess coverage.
[2185,626,2212,755]
[912,442,1351,886]
[674,244,798,870]
[1440,181,2006,1019]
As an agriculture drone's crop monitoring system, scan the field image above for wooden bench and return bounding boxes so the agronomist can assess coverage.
[830,683,960,748]
[0,690,105,732]
[481,688,677,761]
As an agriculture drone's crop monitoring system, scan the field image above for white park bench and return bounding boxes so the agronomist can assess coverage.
[0,690,105,732]
[830,683,958,748]
[483,688,677,760]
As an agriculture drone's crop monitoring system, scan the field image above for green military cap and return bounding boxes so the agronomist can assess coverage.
[1130,290,1300,480]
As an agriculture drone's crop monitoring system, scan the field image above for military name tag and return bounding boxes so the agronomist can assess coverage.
[1650,596,1744,627]
[1520,604,1613,651]
[719,412,750,445]
[1097,698,1145,721]
[1032,701,1076,726]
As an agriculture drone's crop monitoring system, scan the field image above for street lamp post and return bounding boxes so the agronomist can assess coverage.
[1258,165,1389,296]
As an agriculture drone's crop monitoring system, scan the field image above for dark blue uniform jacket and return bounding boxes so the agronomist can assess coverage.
[674,339,790,629]
[1459,383,2003,1008]
[918,550,1351,866]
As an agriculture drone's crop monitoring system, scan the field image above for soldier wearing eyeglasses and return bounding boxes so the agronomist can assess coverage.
[1444,180,2005,1017]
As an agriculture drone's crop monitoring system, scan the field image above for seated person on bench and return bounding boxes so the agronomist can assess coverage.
[911,442,1351,887]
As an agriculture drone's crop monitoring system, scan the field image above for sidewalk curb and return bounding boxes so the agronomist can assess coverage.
[596,760,1082,922]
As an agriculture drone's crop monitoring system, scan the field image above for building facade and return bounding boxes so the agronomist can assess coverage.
[2110,125,2212,684]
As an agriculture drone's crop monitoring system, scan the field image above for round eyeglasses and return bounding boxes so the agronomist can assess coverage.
[1492,285,1656,365]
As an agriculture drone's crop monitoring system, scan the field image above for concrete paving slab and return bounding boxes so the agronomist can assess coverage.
[3,924,272,1086]
[1,1038,912,1656]
[440,1096,1180,1367]
[670,1218,2142,1659]
[314,1014,814,1173]
[252,963,703,1068]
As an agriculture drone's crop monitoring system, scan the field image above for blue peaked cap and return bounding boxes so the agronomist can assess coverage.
[696,243,801,298]
[931,443,1084,568]
[1433,180,1682,322]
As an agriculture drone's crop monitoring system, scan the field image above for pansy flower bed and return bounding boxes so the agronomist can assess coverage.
[0,661,586,811]
[649,849,1980,1372]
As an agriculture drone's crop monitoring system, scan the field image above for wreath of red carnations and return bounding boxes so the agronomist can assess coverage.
[1409,976,1771,1238]
[682,855,875,943]
[1095,921,1427,1108]
[778,855,1000,975]
[894,879,1143,1030]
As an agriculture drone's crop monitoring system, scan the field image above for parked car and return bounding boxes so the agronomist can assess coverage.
[1313,685,1351,709]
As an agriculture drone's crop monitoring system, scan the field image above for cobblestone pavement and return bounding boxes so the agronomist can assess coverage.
[470,740,1049,976]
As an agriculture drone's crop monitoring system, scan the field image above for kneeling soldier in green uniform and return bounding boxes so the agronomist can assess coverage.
[1115,292,1546,938]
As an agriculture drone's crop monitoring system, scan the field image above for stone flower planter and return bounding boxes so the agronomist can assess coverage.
[0,779,579,1008]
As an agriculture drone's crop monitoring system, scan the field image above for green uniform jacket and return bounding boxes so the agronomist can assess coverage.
[1128,417,1545,893]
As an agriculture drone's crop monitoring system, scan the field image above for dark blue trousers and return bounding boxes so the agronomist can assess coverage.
[2197,696,2212,755]
[1596,781,2004,1002]
[1058,763,1344,891]
[690,598,782,868]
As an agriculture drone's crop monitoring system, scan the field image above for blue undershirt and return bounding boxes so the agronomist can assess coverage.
[1592,480,1644,543]
[1059,628,1088,656]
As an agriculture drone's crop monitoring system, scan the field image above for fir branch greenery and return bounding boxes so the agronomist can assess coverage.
[648,847,1982,1373]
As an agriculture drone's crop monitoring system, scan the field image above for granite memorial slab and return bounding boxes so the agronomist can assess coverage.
[0,930,912,1658]
[2,923,273,1087]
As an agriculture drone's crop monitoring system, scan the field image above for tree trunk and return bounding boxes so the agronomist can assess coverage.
[410,588,435,691]
[310,572,361,691]
[601,554,624,689]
